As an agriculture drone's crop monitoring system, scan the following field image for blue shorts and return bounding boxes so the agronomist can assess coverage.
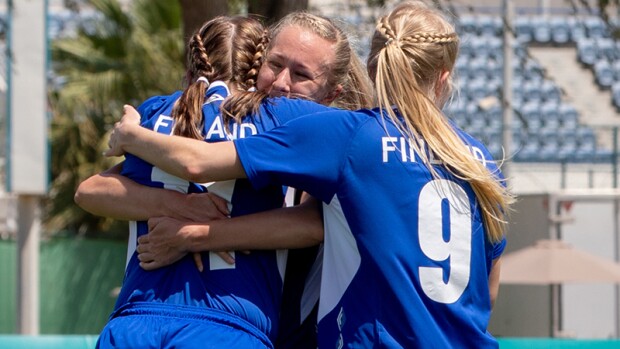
[96,302,273,349]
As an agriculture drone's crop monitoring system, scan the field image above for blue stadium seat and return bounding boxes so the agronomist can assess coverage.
[522,80,543,103]
[577,38,597,66]
[550,16,571,44]
[514,16,533,43]
[596,38,617,61]
[458,16,477,35]
[576,127,597,159]
[568,17,587,42]
[476,16,501,37]
[538,141,560,162]
[515,140,541,162]
[540,101,561,129]
[594,59,614,89]
[520,101,543,130]
[584,16,608,38]
[531,16,552,44]
[467,57,488,80]
[522,59,544,83]
[541,80,562,103]
[558,103,579,129]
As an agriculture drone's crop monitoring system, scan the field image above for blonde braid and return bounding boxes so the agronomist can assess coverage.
[401,32,458,44]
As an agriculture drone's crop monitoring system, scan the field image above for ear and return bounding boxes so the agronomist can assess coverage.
[435,70,451,100]
[322,84,343,105]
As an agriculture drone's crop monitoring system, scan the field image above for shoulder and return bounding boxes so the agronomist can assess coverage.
[137,92,182,118]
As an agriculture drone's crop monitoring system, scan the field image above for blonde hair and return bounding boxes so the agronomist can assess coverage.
[172,16,267,139]
[367,1,513,242]
[222,12,374,121]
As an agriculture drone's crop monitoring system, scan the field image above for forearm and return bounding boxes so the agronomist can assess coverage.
[184,200,324,252]
[75,164,186,221]
[121,126,245,183]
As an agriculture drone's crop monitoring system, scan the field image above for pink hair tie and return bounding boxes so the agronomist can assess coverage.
[196,77,210,84]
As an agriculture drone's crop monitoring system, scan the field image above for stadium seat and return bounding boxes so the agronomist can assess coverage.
[567,17,586,42]
[594,59,614,89]
[522,59,544,83]
[520,101,543,131]
[550,16,571,44]
[597,38,617,62]
[540,80,562,103]
[522,80,543,103]
[476,16,501,37]
[531,16,552,44]
[577,38,597,66]
[514,16,533,43]
[584,16,608,38]
[540,101,562,129]
[458,16,477,35]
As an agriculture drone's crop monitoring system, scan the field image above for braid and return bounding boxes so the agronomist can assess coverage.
[244,30,269,89]
[190,32,215,80]
[401,32,458,44]
[171,32,213,140]
[377,16,397,41]
[221,25,269,130]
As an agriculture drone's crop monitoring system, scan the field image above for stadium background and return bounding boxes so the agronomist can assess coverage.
[1,0,620,346]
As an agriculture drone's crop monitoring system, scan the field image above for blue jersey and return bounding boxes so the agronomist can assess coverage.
[234,108,507,348]
[114,82,331,345]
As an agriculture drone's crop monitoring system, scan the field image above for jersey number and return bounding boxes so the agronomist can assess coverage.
[418,179,471,304]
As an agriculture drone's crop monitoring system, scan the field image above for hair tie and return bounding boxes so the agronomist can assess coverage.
[196,77,210,84]
[385,38,394,46]
[247,87,257,92]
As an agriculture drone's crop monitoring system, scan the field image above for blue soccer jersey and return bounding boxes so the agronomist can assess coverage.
[234,108,507,348]
[112,82,331,346]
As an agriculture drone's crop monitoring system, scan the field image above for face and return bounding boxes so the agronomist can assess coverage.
[257,25,338,105]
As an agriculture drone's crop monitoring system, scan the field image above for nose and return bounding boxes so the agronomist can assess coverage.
[270,69,291,97]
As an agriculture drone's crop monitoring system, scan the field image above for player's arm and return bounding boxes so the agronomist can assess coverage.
[106,105,244,183]
[137,197,324,270]
[488,257,502,309]
[74,163,229,222]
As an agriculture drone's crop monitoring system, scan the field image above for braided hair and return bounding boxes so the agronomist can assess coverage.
[171,16,266,139]
[367,0,514,243]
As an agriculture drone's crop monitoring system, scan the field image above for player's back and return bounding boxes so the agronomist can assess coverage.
[232,107,503,348]
[116,82,292,342]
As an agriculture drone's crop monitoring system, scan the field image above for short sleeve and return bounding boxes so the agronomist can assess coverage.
[234,110,354,203]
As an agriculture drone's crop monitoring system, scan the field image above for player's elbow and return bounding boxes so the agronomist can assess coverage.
[184,164,210,183]
[74,178,95,211]
[307,228,324,246]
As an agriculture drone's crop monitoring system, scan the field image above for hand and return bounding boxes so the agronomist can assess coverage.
[192,251,236,271]
[138,216,236,271]
[170,192,230,222]
[137,216,191,270]
[104,105,141,157]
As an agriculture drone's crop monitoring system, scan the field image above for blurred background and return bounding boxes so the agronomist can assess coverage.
[2,0,620,347]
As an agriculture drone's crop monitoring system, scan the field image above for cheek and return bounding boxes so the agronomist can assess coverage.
[289,83,319,100]
[256,68,273,91]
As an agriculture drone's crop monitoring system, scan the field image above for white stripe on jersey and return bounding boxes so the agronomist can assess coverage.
[317,196,361,321]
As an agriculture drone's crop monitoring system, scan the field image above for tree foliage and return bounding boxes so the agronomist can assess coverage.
[47,0,185,237]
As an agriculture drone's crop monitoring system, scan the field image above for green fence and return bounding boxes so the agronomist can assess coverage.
[0,239,126,334]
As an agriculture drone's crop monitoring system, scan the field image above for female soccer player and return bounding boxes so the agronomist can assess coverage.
[105,1,514,347]
[78,13,372,349]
